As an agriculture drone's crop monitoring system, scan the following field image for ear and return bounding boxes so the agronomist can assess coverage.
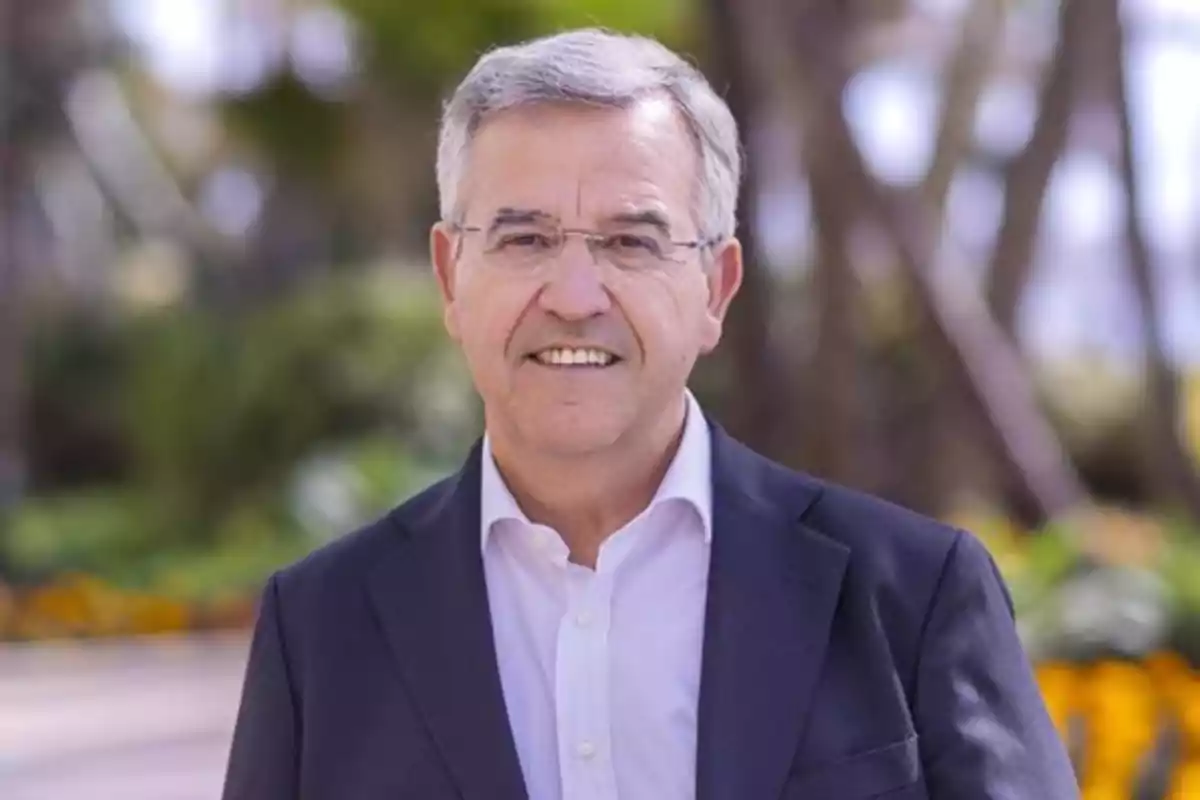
[698,237,743,354]
[430,221,462,341]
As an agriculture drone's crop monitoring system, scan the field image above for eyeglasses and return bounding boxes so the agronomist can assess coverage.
[449,221,720,273]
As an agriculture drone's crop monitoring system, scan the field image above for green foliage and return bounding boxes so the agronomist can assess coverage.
[993,513,1200,665]
[27,313,133,488]
[530,0,696,43]
[287,434,457,545]
[143,538,314,604]
[5,490,161,582]
[3,438,447,601]
[120,268,454,541]
[1161,527,1200,666]
[222,72,351,179]
[338,0,538,101]
[335,0,695,102]
[10,266,473,592]
[1005,521,1084,617]
[1158,522,1200,665]
[4,490,301,597]
[1160,524,1200,614]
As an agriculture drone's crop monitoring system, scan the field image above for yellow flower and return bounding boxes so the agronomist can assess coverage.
[1035,662,1079,741]
[1146,651,1194,713]
[1167,762,1200,800]
[1079,662,1159,794]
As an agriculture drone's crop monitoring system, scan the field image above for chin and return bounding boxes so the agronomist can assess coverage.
[515,407,627,457]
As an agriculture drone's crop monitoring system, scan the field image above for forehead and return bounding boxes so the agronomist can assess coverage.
[461,99,698,225]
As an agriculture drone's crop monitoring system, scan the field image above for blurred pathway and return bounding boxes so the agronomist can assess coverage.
[0,633,249,800]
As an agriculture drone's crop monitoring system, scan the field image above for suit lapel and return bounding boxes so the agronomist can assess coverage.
[696,427,850,800]
[367,445,528,800]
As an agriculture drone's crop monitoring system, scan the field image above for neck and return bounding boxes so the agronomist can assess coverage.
[487,395,689,568]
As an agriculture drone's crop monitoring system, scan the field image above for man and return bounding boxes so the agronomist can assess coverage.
[222,28,1078,800]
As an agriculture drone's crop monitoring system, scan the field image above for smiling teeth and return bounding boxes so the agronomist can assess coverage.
[536,348,615,366]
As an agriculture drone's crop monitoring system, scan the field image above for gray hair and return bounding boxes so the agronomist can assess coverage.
[436,28,742,240]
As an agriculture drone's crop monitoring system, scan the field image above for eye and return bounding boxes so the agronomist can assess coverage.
[605,234,660,253]
[497,232,553,250]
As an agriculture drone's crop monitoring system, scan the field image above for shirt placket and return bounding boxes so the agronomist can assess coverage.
[555,563,619,800]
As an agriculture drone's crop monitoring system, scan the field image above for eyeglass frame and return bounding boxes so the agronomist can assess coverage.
[446,218,724,270]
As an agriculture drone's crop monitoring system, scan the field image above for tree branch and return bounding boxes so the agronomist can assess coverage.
[920,0,1006,216]
[783,0,1089,523]
[63,70,243,268]
[985,0,1087,338]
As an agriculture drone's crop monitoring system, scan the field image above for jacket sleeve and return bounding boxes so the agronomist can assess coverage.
[915,530,1080,799]
[222,574,300,800]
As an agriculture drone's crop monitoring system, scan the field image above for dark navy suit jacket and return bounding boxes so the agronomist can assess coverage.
[222,422,1078,799]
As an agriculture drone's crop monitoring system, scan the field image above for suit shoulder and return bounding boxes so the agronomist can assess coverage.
[716,431,966,577]
[806,479,963,568]
[273,471,457,595]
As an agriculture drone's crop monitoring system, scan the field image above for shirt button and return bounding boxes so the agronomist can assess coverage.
[576,741,597,761]
[574,611,593,629]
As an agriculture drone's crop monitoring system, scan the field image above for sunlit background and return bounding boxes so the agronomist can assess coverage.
[4,0,1200,797]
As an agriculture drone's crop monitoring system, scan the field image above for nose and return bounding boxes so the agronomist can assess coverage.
[536,240,612,321]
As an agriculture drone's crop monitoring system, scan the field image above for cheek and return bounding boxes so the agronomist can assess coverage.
[613,274,710,360]
[457,280,528,358]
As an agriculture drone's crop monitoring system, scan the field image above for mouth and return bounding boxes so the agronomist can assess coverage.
[525,346,623,368]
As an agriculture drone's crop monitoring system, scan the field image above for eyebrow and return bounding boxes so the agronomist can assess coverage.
[487,208,556,234]
[485,207,675,236]
[605,210,672,235]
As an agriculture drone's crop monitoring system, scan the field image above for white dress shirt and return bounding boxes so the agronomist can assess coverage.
[480,391,713,800]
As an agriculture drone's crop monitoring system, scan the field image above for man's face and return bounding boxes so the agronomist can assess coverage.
[431,99,742,458]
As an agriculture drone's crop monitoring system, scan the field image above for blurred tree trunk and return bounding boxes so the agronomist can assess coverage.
[1099,0,1200,524]
[905,0,1007,513]
[769,0,865,487]
[985,0,1087,339]
[782,0,1088,524]
[1,0,100,571]
[0,141,26,533]
[0,0,38,569]
[703,0,800,463]
[799,0,1002,511]
[805,137,862,488]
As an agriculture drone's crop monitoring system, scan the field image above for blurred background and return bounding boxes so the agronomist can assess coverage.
[3,0,1200,797]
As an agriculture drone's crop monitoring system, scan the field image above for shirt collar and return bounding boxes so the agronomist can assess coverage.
[480,389,713,552]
